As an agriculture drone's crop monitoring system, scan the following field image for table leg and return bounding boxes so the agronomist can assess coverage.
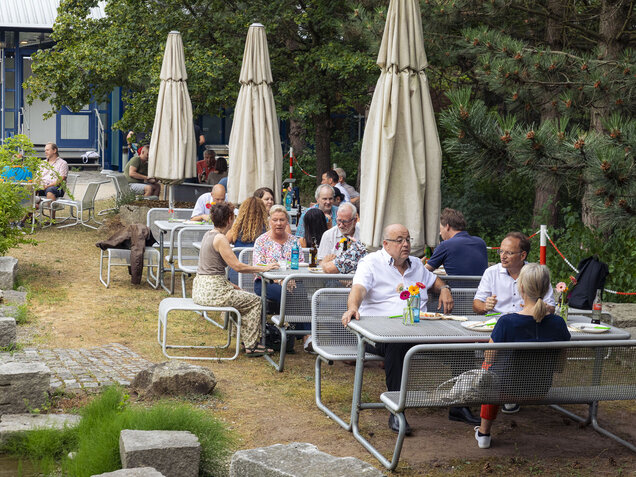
[260,276,268,347]
[350,334,367,434]
[168,228,176,295]
[158,230,169,293]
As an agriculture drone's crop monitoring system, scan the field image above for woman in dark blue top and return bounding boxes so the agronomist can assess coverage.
[475,263,570,449]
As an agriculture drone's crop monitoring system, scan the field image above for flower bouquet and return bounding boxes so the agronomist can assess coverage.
[399,282,426,325]
[555,276,577,322]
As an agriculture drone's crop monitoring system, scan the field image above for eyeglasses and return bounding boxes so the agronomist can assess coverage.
[497,250,523,257]
[336,218,355,225]
[385,237,412,244]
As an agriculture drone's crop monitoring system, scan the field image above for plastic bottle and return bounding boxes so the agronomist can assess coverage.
[290,241,300,270]
[591,289,602,324]
[309,238,318,268]
[285,188,292,211]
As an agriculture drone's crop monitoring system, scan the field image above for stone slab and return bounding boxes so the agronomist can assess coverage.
[120,430,200,477]
[0,306,18,319]
[229,442,384,477]
[0,362,51,414]
[92,468,165,477]
[131,361,216,398]
[0,413,81,445]
[1,290,27,305]
[0,318,16,347]
[0,257,18,291]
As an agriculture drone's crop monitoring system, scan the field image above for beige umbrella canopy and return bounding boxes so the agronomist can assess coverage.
[359,0,442,255]
[148,31,197,196]
[227,23,282,204]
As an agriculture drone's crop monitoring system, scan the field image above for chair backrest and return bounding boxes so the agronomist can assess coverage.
[311,288,355,349]
[146,207,194,242]
[279,272,352,323]
[66,173,80,197]
[237,248,256,293]
[441,275,483,289]
[427,288,478,316]
[177,226,210,272]
[80,181,105,208]
[109,173,131,199]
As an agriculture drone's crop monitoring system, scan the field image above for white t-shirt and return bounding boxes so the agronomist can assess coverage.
[335,183,351,203]
[353,248,437,316]
[192,192,212,217]
[474,263,556,314]
[317,223,360,260]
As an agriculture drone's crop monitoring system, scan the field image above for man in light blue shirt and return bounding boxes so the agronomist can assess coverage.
[295,184,338,238]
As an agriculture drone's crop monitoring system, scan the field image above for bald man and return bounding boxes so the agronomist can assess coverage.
[191,184,226,221]
[342,224,455,435]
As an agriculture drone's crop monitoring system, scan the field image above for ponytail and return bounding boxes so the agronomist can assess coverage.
[533,297,548,323]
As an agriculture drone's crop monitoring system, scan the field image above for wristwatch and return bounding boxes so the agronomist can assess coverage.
[441,284,451,292]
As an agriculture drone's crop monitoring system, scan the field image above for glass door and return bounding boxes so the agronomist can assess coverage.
[56,105,95,149]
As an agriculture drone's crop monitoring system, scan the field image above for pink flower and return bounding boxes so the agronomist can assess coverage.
[400,291,410,300]
[556,282,567,293]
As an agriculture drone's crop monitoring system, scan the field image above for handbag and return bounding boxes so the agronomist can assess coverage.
[436,369,499,404]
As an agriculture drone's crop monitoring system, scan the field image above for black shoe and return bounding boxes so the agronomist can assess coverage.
[388,414,412,436]
[449,406,481,425]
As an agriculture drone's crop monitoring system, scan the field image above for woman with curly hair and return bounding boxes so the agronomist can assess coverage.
[226,197,268,284]
[193,202,278,356]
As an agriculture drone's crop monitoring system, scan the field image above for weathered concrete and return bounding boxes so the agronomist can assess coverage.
[0,413,81,445]
[229,442,384,477]
[0,362,50,414]
[131,361,216,398]
[0,317,16,347]
[118,205,151,226]
[91,468,165,477]
[120,430,200,477]
[1,290,27,305]
[0,305,18,319]
[0,257,18,291]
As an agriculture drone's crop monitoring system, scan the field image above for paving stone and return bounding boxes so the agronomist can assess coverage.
[229,442,384,477]
[0,413,80,445]
[0,257,18,290]
[120,430,200,477]
[0,317,17,347]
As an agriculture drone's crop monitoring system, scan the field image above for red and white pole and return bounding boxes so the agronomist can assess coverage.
[289,147,294,179]
[540,224,547,265]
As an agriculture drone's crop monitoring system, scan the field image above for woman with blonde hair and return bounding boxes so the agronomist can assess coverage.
[475,263,570,449]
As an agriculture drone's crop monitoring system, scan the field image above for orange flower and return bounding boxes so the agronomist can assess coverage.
[408,285,420,296]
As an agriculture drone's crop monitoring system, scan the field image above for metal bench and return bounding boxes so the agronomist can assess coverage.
[357,340,636,470]
[157,297,242,361]
[312,288,383,431]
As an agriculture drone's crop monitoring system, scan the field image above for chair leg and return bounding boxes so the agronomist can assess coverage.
[315,356,352,431]
[99,250,110,288]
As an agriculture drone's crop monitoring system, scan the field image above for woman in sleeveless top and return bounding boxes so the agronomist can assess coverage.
[193,202,278,356]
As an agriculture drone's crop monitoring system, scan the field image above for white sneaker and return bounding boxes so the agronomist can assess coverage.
[474,426,491,449]
[502,403,520,414]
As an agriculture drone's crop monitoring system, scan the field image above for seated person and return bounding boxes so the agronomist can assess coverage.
[226,197,268,284]
[123,145,161,197]
[206,156,228,185]
[191,184,226,221]
[298,208,328,248]
[254,186,275,214]
[197,150,216,183]
[37,142,69,220]
[342,224,454,435]
[424,208,488,276]
[192,202,278,356]
[333,187,345,206]
[295,184,339,238]
[475,263,570,449]
[335,167,359,205]
[1,153,33,182]
[322,169,350,203]
[319,203,365,274]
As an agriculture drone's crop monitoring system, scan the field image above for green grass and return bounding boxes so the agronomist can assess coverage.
[1,386,234,477]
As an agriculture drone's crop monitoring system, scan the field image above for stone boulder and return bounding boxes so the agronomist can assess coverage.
[0,257,18,291]
[0,317,16,347]
[229,442,384,477]
[131,361,216,398]
[92,467,166,477]
[0,413,81,445]
[0,362,51,414]
[1,290,27,305]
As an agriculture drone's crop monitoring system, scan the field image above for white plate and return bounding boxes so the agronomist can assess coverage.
[461,319,498,332]
[419,312,468,321]
[298,262,309,267]
[308,267,322,273]
[568,323,610,334]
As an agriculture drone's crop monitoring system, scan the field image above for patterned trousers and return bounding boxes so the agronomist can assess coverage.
[192,274,262,349]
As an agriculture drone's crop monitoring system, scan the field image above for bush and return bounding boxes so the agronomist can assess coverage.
[2,386,234,477]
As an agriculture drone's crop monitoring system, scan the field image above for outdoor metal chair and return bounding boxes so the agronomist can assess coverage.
[426,288,479,317]
[312,288,383,430]
[53,180,109,229]
[146,207,193,244]
[40,172,80,226]
[175,226,210,297]
[441,275,483,289]
[99,247,160,288]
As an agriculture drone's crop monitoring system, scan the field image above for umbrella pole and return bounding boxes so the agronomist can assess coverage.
[169,185,174,221]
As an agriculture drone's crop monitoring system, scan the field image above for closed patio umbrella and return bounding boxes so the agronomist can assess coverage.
[359,0,441,255]
[148,31,197,211]
[227,23,282,205]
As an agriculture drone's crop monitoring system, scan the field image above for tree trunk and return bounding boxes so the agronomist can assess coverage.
[532,176,559,228]
[288,106,306,159]
[314,109,331,185]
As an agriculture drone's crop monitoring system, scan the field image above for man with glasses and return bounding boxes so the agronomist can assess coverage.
[318,202,366,274]
[342,224,454,435]
[473,231,556,414]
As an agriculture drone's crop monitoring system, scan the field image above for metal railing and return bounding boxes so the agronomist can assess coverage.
[18,107,30,137]
[94,108,105,170]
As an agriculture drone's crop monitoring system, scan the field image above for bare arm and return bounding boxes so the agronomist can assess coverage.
[341,284,367,327]
[320,253,338,274]
[431,277,454,314]
[473,295,497,314]
[424,261,434,271]
[128,165,148,181]
[214,234,277,273]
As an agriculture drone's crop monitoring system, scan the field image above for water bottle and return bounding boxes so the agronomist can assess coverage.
[591,289,602,324]
[285,188,292,211]
[412,294,421,323]
[290,241,300,270]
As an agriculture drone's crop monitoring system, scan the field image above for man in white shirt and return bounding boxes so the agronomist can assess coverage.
[191,184,226,221]
[341,224,454,435]
[322,169,350,203]
[474,232,555,315]
[334,167,359,206]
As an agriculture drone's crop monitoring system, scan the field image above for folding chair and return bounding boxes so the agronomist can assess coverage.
[55,180,109,229]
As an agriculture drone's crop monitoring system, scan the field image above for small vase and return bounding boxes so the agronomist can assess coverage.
[557,304,568,322]
[402,306,414,325]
